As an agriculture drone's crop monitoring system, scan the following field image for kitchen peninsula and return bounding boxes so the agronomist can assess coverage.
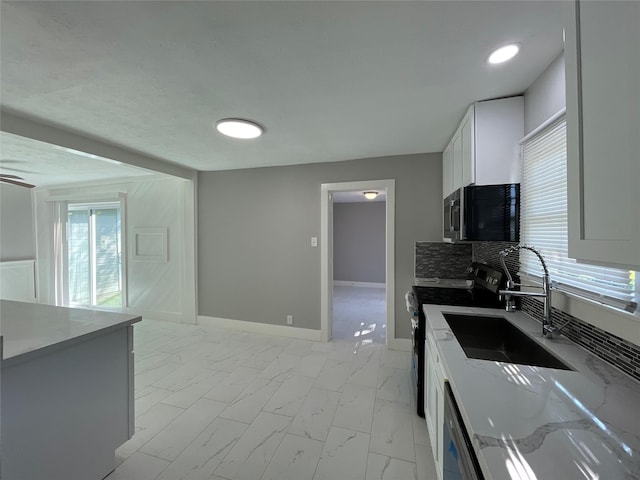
[0,300,141,480]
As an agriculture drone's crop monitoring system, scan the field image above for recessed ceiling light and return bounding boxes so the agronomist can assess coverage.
[363,191,378,200]
[488,44,520,64]
[216,118,264,139]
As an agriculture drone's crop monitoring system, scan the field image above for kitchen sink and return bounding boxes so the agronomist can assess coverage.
[442,313,573,370]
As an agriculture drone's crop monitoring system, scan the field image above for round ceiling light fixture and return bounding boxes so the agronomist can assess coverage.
[216,118,264,139]
[488,44,520,64]
[363,191,378,200]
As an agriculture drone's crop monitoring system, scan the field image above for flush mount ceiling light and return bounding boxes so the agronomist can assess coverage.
[488,44,520,64]
[363,191,378,200]
[216,118,264,139]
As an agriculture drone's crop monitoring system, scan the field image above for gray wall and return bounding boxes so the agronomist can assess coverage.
[333,202,385,283]
[524,51,565,134]
[198,153,442,339]
[0,183,35,261]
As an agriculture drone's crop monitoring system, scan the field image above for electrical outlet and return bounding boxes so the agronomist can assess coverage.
[286,314,293,325]
[311,237,318,247]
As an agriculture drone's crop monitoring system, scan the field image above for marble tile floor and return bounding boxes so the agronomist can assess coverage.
[106,318,438,480]
[332,285,387,344]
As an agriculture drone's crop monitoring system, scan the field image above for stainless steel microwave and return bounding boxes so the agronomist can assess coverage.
[443,183,520,242]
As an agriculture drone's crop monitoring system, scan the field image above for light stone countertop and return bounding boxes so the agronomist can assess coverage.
[423,304,640,480]
[0,300,141,366]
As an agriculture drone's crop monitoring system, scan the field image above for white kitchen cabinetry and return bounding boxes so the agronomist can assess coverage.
[424,328,445,480]
[565,0,640,269]
[442,143,453,198]
[442,97,523,194]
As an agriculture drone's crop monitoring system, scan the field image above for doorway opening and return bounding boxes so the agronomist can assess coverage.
[331,192,387,344]
[67,201,124,309]
[320,180,395,347]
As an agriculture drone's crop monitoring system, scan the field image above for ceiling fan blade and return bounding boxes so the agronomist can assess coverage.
[0,174,23,179]
[0,177,36,188]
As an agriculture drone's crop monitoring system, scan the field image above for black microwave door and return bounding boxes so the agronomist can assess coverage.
[464,184,520,242]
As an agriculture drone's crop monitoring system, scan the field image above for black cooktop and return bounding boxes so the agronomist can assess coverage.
[412,285,504,309]
[412,262,507,309]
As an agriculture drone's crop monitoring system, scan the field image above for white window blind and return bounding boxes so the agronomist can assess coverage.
[520,117,638,313]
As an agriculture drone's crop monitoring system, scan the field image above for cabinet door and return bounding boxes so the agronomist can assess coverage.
[442,144,453,198]
[461,106,475,186]
[452,131,463,191]
[565,0,640,268]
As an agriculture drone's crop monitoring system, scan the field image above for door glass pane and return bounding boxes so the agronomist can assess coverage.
[94,207,122,307]
[68,209,90,305]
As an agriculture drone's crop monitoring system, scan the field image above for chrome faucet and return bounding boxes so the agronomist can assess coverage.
[498,245,561,338]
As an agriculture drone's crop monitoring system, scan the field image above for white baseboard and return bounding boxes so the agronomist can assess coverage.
[198,315,323,341]
[387,338,411,352]
[333,281,386,288]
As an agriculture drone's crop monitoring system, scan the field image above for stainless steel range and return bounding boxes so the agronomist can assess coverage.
[410,262,507,417]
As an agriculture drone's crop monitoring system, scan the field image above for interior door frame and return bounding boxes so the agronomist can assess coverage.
[320,179,395,346]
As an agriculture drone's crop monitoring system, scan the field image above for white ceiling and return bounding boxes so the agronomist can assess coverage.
[0,132,153,187]
[0,1,565,177]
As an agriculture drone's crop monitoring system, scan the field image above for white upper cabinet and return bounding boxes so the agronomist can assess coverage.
[442,96,523,196]
[442,143,453,198]
[565,0,640,269]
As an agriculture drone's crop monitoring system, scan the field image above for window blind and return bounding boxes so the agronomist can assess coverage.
[520,117,638,313]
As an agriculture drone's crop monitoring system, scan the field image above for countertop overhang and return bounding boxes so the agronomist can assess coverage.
[0,300,142,367]
[423,304,640,480]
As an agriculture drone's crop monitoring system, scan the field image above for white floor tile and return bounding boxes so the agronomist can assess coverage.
[117,403,185,459]
[288,388,341,441]
[381,349,410,369]
[160,371,221,409]
[415,442,438,480]
[366,452,418,480]
[376,367,412,410]
[295,351,329,377]
[332,384,376,433]
[219,377,281,423]
[104,452,169,480]
[214,411,291,480]
[261,434,324,480]
[263,375,316,417]
[155,417,248,480]
[313,426,370,480]
[139,398,227,461]
[259,353,303,382]
[412,411,430,447]
[313,358,352,391]
[120,320,438,480]
[240,344,283,369]
[369,399,416,462]
[135,386,174,417]
[346,361,380,388]
[203,366,260,403]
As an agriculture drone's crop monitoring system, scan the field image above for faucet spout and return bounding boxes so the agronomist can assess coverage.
[499,245,554,338]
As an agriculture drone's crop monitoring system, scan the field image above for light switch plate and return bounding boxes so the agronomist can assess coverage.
[311,237,318,247]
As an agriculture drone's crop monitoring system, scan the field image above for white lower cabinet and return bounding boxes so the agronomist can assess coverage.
[424,330,445,480]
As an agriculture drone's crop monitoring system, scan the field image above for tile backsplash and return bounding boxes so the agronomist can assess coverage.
[521,297,640,383]
[414,242,471,279]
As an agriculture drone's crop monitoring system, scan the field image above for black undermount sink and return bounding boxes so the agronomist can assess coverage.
[443,314,573,371]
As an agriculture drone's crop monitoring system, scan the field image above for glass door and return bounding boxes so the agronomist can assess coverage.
[67,202,123,308]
